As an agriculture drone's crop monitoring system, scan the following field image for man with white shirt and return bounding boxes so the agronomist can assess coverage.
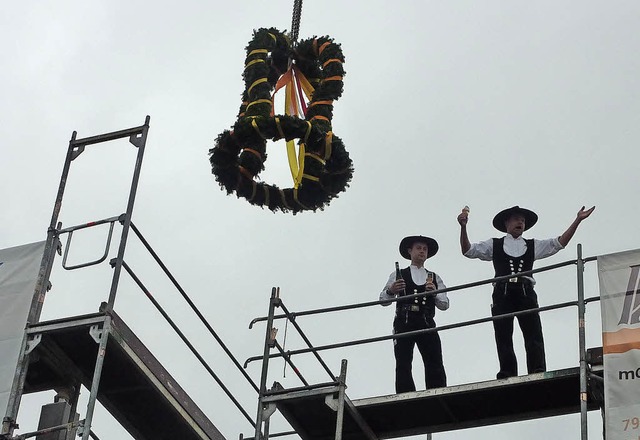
[457,205,595,379]
[380,235,450,393]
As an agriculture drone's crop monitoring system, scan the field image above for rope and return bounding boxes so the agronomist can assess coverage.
[290,0,303,42]
[282,317,289,377]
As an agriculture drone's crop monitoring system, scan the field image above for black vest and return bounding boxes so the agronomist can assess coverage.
[396,266,438,318]
[492,237,535,279]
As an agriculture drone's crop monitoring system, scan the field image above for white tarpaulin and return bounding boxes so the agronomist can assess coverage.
[598,249,640,440]
[0,241,45,420]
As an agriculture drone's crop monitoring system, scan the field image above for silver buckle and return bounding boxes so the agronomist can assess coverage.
[508,277,518,283]
[410,305,420,312]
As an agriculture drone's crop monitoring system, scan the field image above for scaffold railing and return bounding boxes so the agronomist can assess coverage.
[245,245,603,440]
[2,117,265,440]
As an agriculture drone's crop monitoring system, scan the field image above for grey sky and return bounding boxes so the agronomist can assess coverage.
[2,0,639,438]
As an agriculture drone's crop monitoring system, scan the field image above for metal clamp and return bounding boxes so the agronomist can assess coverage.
[324,394,338,411]
[25,334,42,355]
[261,403,277,421]
[89,325,104,344]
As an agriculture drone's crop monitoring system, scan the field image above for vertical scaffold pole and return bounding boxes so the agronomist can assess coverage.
[28,130,79,323]
[334,360,347,440]
[106,116,150,311]
[577,243,588,440]
[255,287,279,440]
[82,318,111,440]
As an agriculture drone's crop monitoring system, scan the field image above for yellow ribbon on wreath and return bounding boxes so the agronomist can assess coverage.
[272,64,315,188]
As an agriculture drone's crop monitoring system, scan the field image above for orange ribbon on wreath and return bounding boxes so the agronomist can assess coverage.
[271,64,315,189]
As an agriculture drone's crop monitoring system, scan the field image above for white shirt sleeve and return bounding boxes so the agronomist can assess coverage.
[379,271,396,306]
[464,238,494,261]
[533,237,564,259]
[434,273,449,311]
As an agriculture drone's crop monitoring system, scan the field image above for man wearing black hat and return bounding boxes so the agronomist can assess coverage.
[379,235,450,392]
[457,205,595,379]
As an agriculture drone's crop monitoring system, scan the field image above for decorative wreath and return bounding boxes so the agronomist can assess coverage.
[209,28,353,213]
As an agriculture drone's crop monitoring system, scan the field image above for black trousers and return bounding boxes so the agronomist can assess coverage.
[393,311,446,393]
[491,283,546,379]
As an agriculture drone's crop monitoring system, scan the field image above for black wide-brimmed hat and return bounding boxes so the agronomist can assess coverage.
[399,235,439,259]
[492,206,538,233]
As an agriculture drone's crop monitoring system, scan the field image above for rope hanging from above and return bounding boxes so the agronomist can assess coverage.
[208,27,352,213]
[290,0,303,42]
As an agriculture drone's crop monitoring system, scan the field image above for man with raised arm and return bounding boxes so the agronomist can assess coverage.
[457,205,595,379]
[380,235,450,393]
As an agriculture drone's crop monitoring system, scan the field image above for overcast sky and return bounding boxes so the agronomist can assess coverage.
[2,1,640,439]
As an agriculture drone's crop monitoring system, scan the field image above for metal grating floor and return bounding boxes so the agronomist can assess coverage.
[23,310,225,440]
[270,367,604,440]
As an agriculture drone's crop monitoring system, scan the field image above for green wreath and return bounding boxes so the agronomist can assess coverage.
[209,28,353,213]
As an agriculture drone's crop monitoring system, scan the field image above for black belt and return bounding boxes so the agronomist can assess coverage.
[496,277,532,287]
[397,304,433,313]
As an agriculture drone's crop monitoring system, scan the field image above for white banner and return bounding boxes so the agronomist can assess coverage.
[0,241,45,420]
[598,249,640,440]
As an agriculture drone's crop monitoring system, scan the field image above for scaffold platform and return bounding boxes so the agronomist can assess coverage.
[21,309,225,440]
[267,365,604,439]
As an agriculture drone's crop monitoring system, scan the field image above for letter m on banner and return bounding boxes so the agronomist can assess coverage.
[598,250,640,440]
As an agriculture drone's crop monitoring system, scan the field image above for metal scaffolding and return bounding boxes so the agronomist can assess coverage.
[1,117,250,440]
[245,248,605,440]
[0,116,608,440]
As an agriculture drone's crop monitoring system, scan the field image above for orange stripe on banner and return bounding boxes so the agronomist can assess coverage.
[603,328,640,354]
